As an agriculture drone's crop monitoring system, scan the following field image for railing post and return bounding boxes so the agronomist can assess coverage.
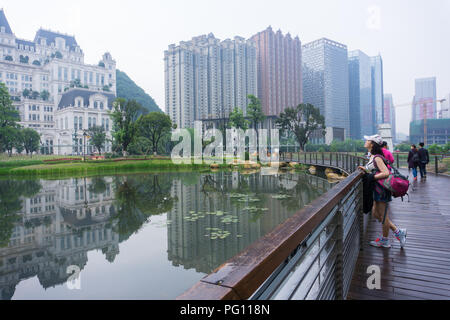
[435,156,438,174]
[330,153,333,166]
[335,208,344,300]
[396,153,400,168]
[322,152,324,165]
[310,153,312,163]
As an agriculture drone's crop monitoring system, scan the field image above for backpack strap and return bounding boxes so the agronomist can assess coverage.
[372,154,388,172]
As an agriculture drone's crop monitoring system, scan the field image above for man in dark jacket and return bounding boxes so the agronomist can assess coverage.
[418,142,430,179]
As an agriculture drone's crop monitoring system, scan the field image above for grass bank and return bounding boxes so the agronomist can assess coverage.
[4,159,221,177]
[1,157,308,178]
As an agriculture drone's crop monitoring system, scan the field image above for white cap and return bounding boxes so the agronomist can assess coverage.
[364,134,383,146]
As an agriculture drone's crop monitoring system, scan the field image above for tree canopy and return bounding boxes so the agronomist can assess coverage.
[137,112,172,155]
[276,103,325,151]
[228,106,249,130]
[110,98,145,155]
[88,125,107,155]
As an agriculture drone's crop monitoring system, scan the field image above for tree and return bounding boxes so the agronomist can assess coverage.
[428,144,444,155]
[247,95,266,146]
[32,60,41,66]
[0,83,20,153]
[22,88,31,98]
[394,143,412,152]
[19,55,29,64]
[54,51,63,59]
[137,112,172,156]
[0,83,20,128]
[70,79,82,88]
[228,106,249,130]
[0,126,20,156]
[88,125,107,155]
[31,91,39,100]
[4,55,13,61]
[276,103,325,151]
[40,90,50,101]
[98,61,105,67]
[110,98,144,156]
[128,136,152,156]
[102,85,111,92]
[14,128,24,154]
[22,128,41,157]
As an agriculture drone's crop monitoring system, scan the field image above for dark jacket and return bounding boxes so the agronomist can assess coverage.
[362,172,376,214]
[418,148,430,164]
[407,149,420,168]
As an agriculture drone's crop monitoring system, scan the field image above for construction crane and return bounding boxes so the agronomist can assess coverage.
[392,98,447,145]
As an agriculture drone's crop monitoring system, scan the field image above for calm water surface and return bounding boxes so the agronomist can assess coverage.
[0,170,331,300]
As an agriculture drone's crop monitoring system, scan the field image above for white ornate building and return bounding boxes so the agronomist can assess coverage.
[0,9,116,155]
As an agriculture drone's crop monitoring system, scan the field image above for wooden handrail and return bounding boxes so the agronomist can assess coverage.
[177,168,364,300]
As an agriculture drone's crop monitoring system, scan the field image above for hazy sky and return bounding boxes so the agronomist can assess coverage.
[2,0,450,135]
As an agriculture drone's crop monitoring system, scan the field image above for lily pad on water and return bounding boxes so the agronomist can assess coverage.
[220,215,239,224]
[272,194,292,200]
[205,228,232,240]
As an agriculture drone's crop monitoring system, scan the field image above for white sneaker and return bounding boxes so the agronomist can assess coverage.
[395,229,407,248]
[370,237,391,248]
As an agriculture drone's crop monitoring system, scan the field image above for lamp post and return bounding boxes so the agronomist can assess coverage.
[83,130,87,161]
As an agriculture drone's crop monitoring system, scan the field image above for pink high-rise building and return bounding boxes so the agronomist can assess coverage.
[251,26,302,116]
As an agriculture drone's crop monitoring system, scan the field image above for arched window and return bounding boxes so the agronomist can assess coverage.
[74,116,78,130]
[65,117,68,129]
[88,117,91,128]
[100,102,104,110]
[106,119,109,131]
[93,117,96,127]
[94,101,98,109]
[79,116,83,129]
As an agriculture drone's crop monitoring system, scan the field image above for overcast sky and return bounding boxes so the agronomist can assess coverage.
[2,0,450,136]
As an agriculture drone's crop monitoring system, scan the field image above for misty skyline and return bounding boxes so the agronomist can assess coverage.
[2,0,450,136]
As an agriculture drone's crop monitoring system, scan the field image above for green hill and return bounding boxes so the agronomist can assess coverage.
[116,69,161,113]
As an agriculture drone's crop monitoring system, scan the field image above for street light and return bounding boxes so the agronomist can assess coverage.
[83,130,87,161]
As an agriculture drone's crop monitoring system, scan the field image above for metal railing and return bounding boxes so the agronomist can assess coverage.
[177,152,368,300]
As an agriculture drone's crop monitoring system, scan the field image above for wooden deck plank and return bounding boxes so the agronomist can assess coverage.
[348,171,450,300]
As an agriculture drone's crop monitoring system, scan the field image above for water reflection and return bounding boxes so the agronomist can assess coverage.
[167,171,331,274]
[0,171,331,300]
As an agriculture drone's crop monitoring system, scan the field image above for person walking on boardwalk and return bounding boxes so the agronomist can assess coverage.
[407,144,420,181]
[358,134,407,249]
[381,141,395,169]
[418,142,430,179]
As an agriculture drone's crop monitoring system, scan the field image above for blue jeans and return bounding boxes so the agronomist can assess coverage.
[411,167,417,178]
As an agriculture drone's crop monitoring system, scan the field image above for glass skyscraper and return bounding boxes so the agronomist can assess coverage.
[348,50,373,140]
[371,55,384,132]
[302,38,349,143]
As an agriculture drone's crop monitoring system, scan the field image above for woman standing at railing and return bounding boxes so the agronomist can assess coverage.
[358,134,407,249]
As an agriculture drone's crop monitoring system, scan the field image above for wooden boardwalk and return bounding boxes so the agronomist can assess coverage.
[348,171,450,300]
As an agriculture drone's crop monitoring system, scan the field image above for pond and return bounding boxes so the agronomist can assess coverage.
[0,169,332,300]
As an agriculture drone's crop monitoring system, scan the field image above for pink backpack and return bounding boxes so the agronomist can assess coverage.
[373,155,410,199]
